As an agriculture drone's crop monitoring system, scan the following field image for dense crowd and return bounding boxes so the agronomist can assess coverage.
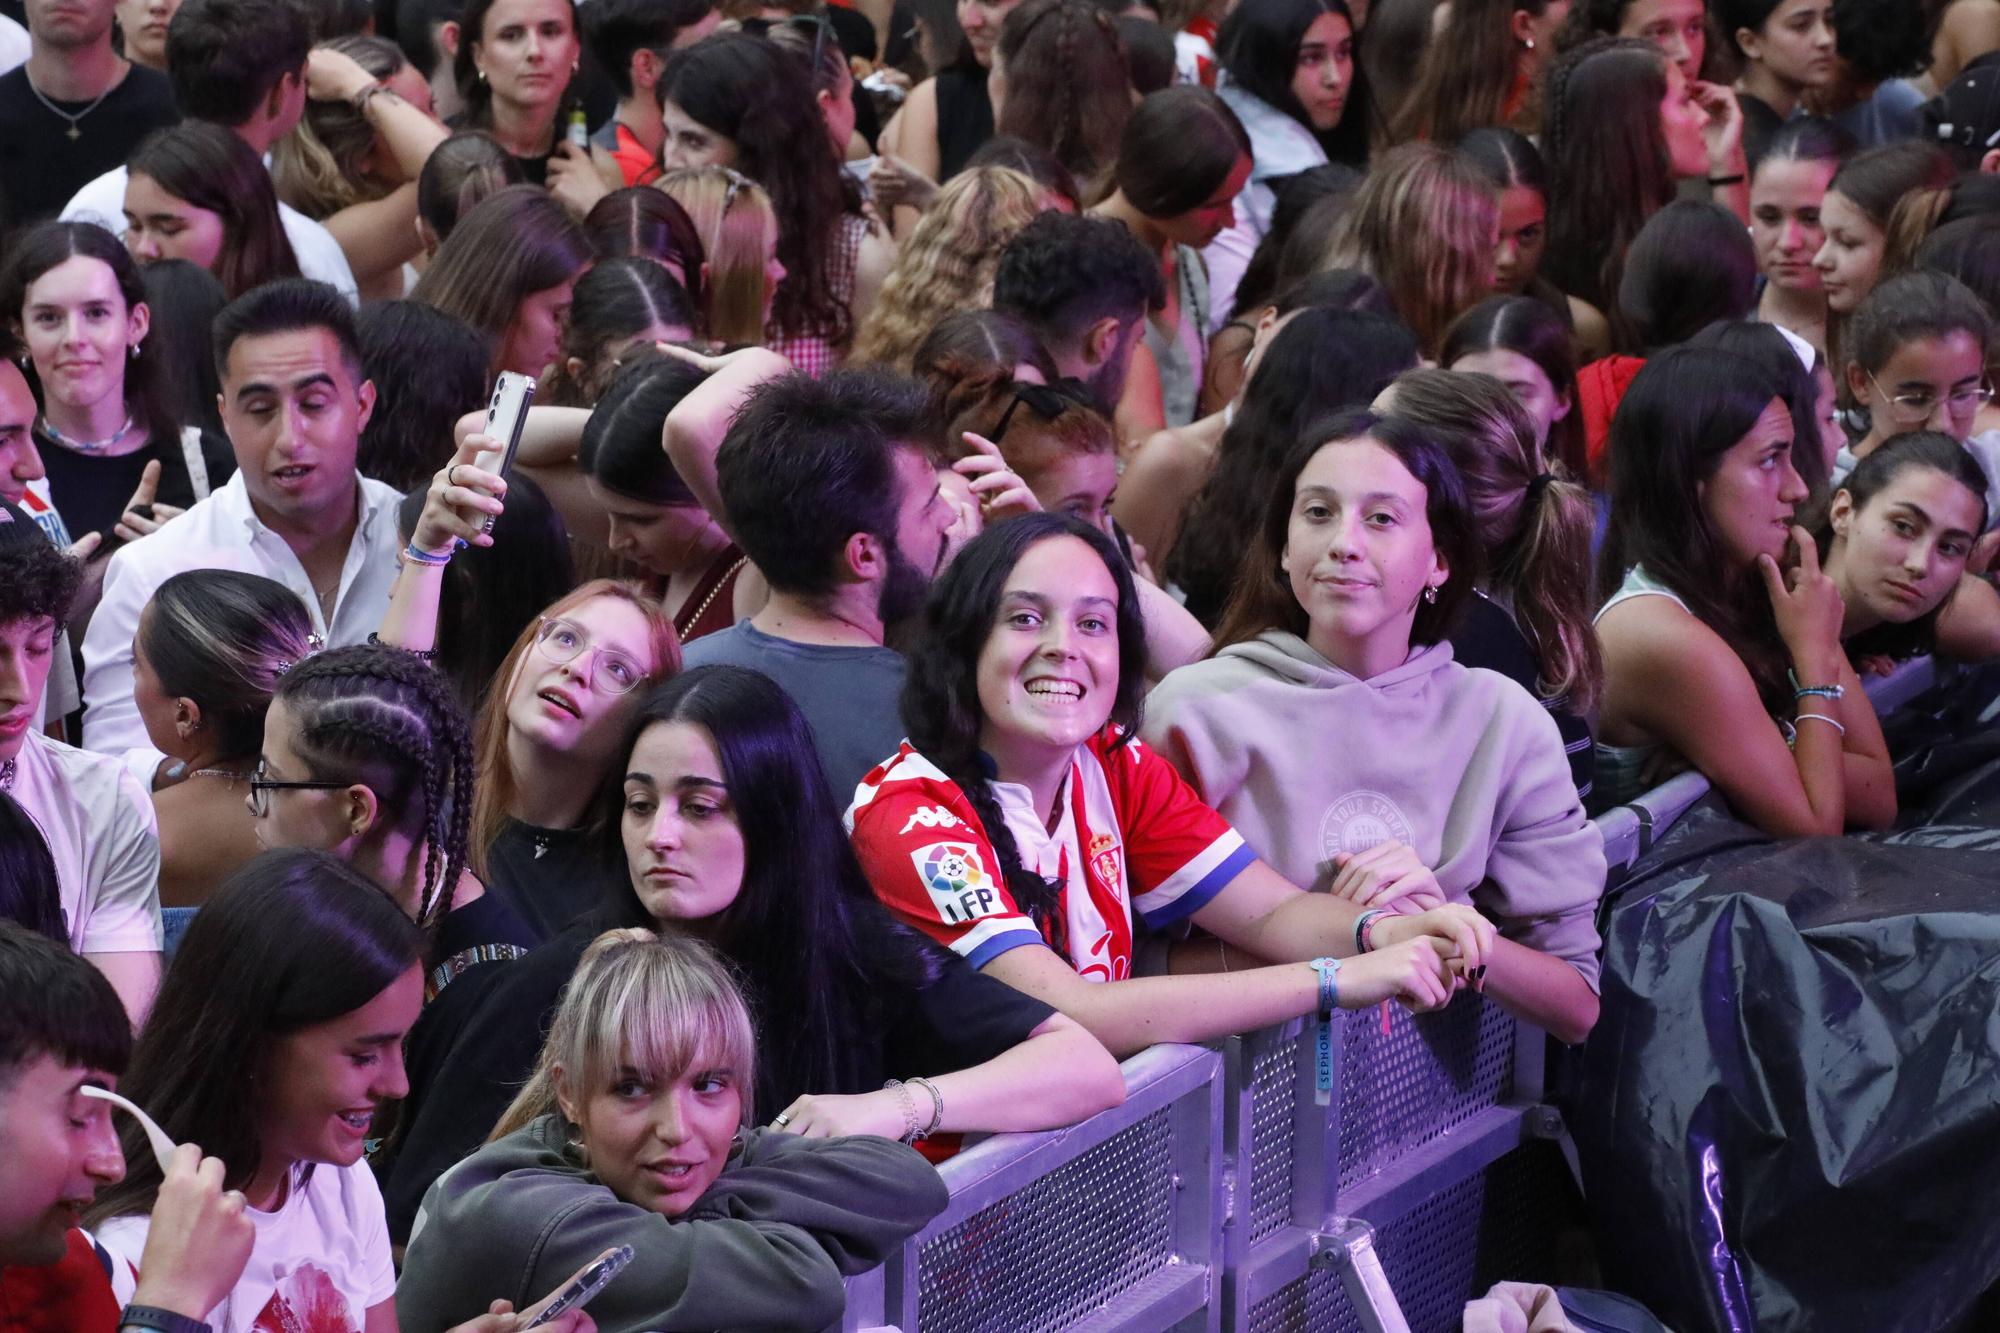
[1,0,1997,1328]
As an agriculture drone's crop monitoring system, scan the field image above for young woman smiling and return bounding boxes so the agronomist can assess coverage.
[850,513,1496,1056]
[1594,346,1896,834]
[395,928,949,1332]
[0,221,212,554]
[86,850,428,1333]
[1142,410,1604,1043]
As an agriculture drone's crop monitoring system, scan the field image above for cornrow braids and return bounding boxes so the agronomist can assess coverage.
[274,645,476,927]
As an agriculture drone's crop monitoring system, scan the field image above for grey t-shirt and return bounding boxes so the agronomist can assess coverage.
[681,620,908,804]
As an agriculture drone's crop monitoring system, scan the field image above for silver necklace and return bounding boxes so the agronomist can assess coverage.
[24,76,114,142]
[0,757,14,791]
[39,412,135,454]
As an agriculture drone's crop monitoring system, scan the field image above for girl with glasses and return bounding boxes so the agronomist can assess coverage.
[377,438,681,942]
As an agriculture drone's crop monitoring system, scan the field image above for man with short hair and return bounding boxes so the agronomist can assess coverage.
[0,0,177,228]
[582,0,718,186]
[0,920,261,1333]
[81,278,401,770]
[1,511,161,1023]
[672,360,956,800]
[59,0,358,300]
[992,211,1166,413]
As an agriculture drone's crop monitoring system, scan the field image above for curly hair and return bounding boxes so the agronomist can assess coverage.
[849,167,1048,372]
[0,535,83,626]
[273,644,478,925]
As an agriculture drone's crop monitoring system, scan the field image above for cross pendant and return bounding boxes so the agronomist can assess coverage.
[65,125,79,140]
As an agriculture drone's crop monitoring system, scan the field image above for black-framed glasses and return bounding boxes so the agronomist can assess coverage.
[247,759,348,818]
[988,378,1098,446]
[533,616,648,695]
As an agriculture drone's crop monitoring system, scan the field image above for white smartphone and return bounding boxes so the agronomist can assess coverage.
[473,371,536,534]
[519,1245,635,1327]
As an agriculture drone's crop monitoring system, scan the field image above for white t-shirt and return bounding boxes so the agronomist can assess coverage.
[62,164,360,303]
[99,1161,396,1333]
[0,16,30,75]
[8,728,160,955]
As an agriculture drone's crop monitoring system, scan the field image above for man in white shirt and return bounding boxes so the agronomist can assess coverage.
[1,501,161,1022]
[58,0,358,301]
[82,278,401,775]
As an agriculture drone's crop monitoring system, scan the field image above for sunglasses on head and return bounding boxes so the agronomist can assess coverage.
[988,378,1098,445]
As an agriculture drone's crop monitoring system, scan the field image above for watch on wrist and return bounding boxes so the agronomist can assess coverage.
[121,1306,212,1333]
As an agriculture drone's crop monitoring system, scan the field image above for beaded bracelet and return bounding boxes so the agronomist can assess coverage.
[883,1079,921,1142]
[908,1075,944,1139]
[1788,668,1844,701]
[367,632,437,662]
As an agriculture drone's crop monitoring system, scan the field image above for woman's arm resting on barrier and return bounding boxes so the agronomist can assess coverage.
[1477,937,1599,1046]
[982,934,1459,1058]
[769,1012,1124,1138]
[1830,654,1896,830]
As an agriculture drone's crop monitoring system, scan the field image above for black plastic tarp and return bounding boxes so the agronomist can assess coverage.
[1570,795,2000,1332]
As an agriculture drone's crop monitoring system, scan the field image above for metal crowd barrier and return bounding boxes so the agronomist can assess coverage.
[828,655,1964,1332]
[837,996,1572,1333]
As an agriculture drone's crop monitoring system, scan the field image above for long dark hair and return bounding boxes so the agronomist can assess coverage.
[272,645,478,925]
[1396,0,1554,142]
[596,666,943,1113]
[139,259,228,442]
[1688,319,1834,494]
[141,571,314,762]
[0,792,65,943]
[542,258,696,407]
[1540,37,1675,313]
[659,33,860,344]
[85,850,425,1223]
[1819,430,1991,662]
[1169,308,1423,625]
[1217,0,1371,165]
[0,221,179,448]
[1210,408,1482,655]
[1616,199,1759,353]
[901,514,1147,933]
[410,185,592,366]
[1598,346,1795,713]
[128,122,302,300]
[1441,294,1587,480]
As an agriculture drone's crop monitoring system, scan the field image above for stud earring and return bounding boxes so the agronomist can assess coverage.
[1524,36,1534,49]
[1423,584,1439,604]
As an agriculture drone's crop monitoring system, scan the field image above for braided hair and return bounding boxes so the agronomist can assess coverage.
[273,644,476,926]
[900,514,1147,937]
[993,0,1133,195]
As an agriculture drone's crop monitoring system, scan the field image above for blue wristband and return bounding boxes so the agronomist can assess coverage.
[1311,956,1341,1106]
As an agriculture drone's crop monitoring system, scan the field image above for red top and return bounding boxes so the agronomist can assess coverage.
[1577,355,1647,488]
[0,1229,121,1333]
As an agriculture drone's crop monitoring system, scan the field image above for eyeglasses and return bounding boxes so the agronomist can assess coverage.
[247,758,348,818]
[987,378,1099,445]
[533,616,648,695]
[1867,371,1996,426]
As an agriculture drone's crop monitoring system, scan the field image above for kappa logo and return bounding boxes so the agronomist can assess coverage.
[912,841,1006,925]
[1318,789,1415,860]
[898,804,965,836]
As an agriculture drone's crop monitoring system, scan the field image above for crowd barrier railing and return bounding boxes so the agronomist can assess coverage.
[831,654,1954,1333]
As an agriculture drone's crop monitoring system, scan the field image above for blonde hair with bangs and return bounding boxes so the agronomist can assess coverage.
[657,167,779,347]
[493,928,759,1140]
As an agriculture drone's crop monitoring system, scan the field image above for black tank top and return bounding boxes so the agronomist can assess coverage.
[934,65,993,183]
